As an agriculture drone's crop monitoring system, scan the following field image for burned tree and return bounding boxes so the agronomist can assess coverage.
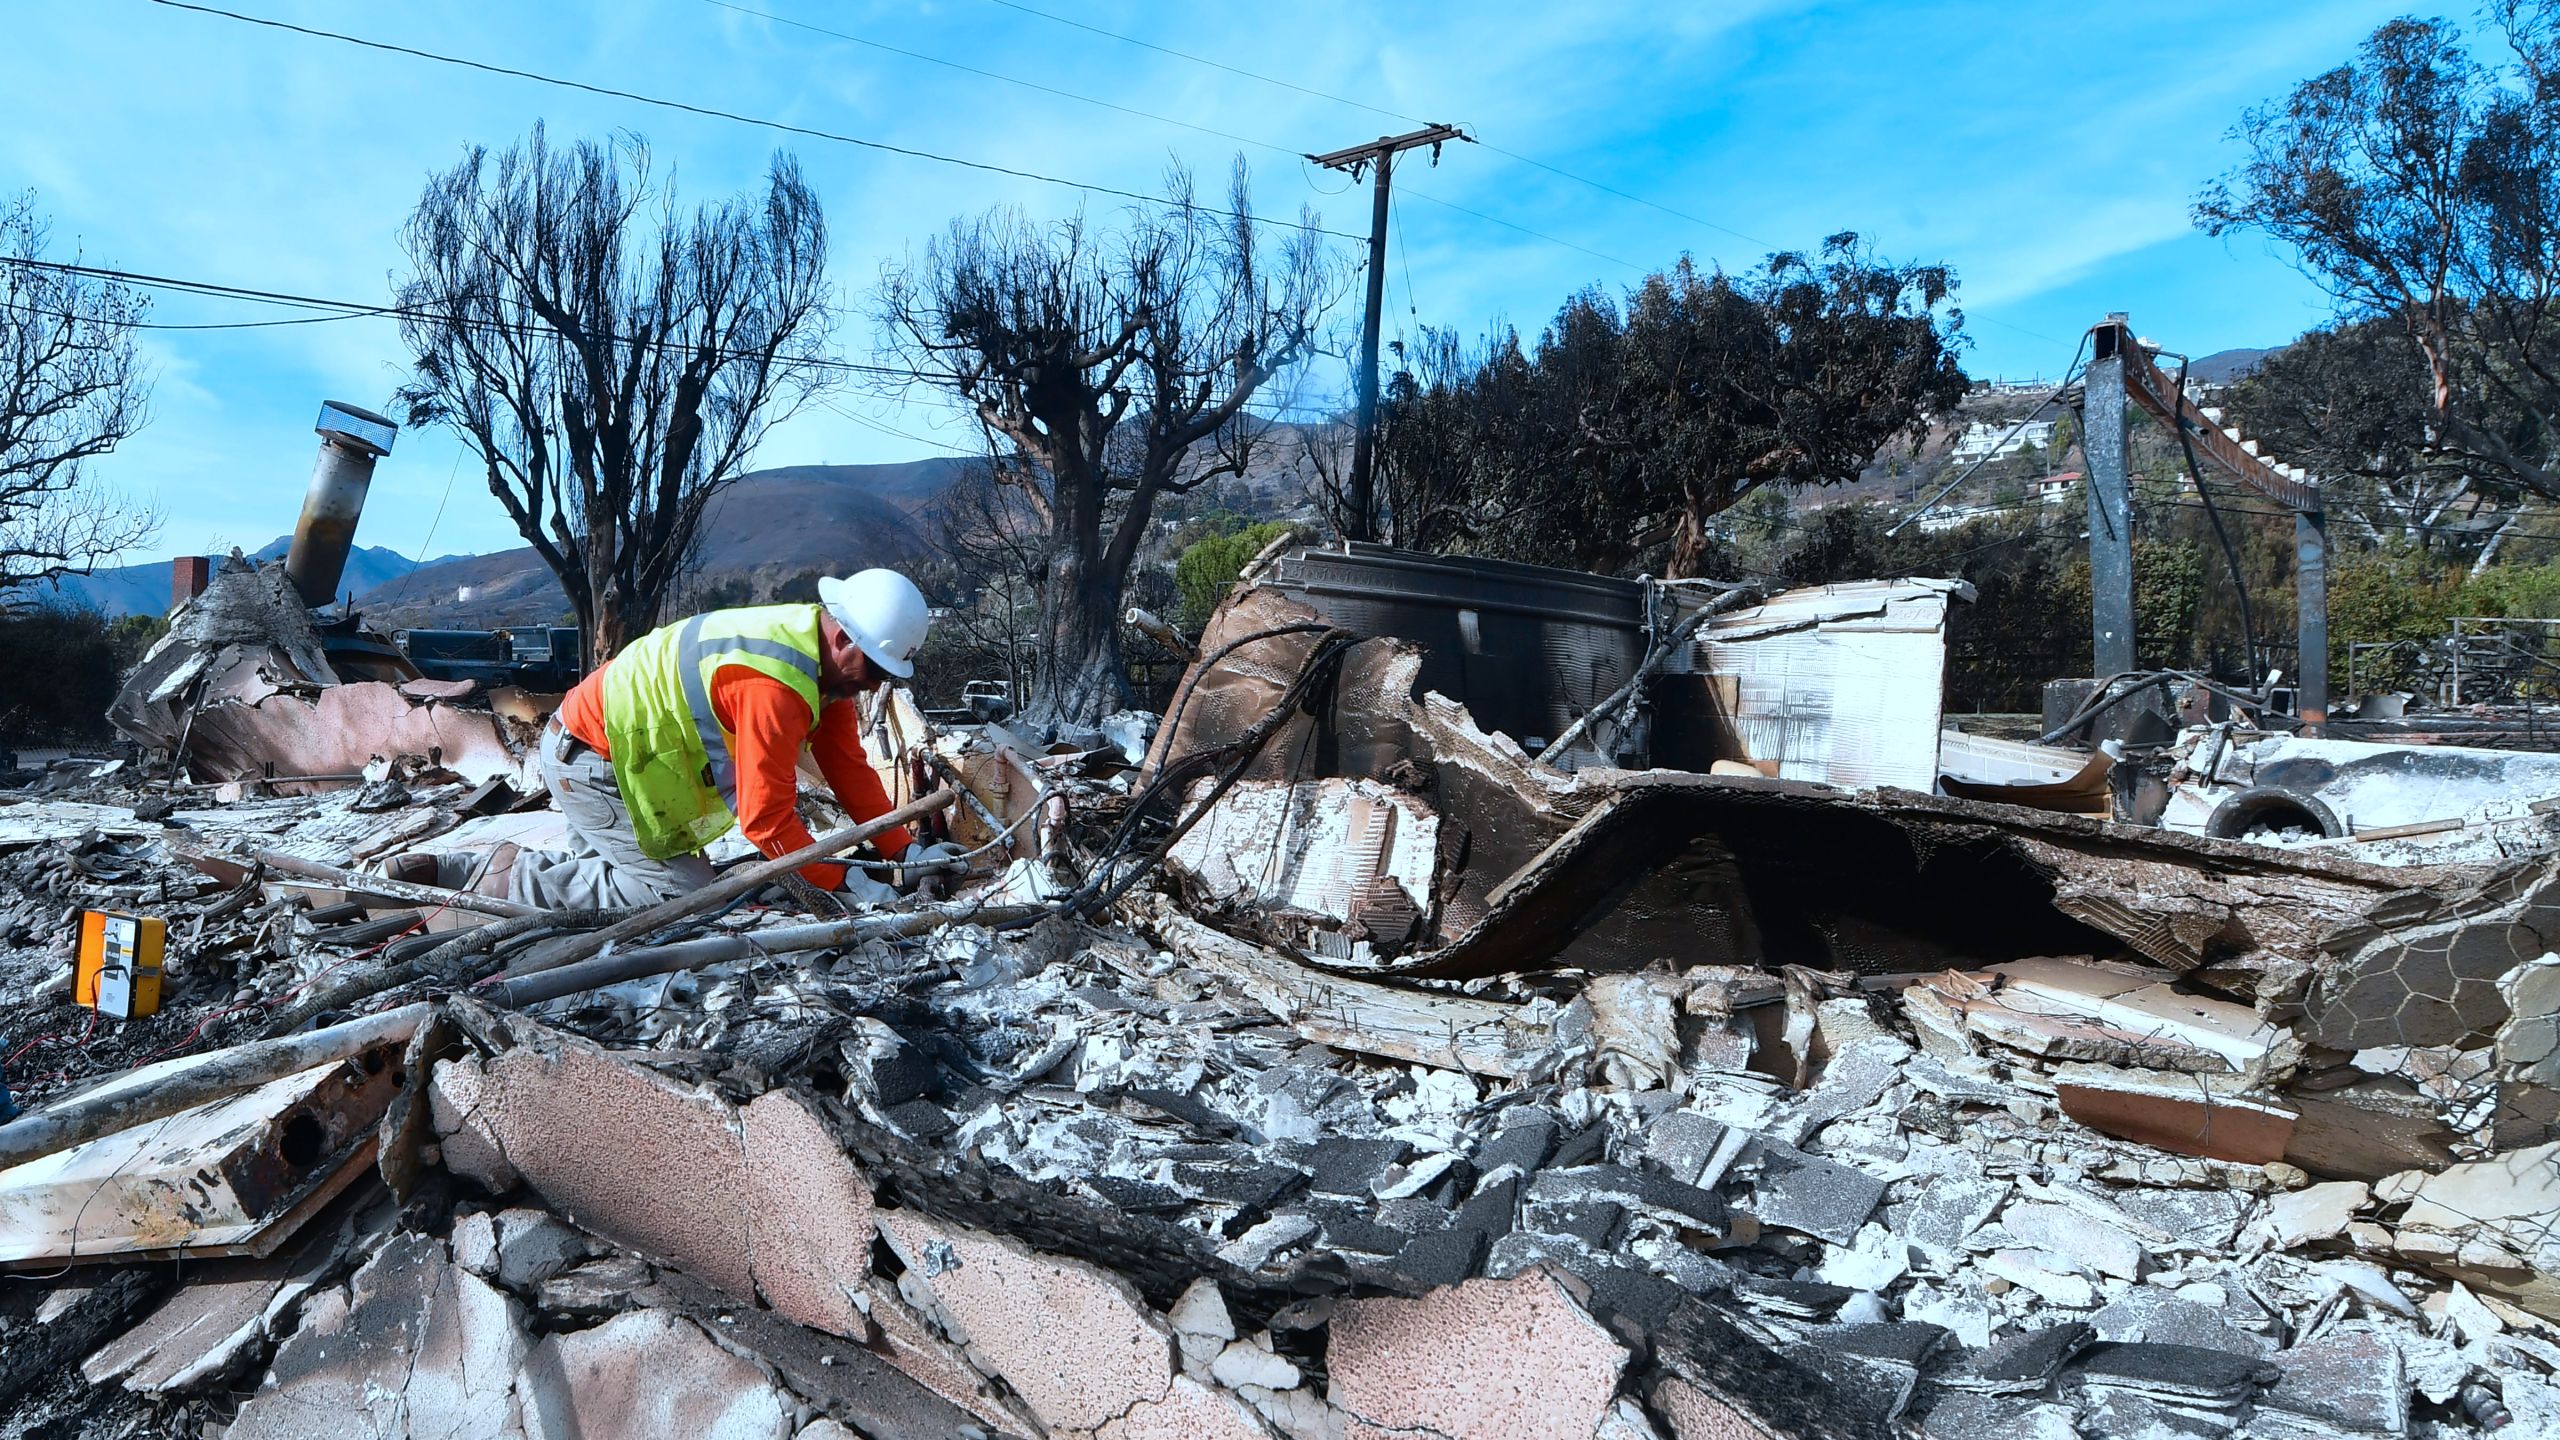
[1374,239,1966,577]
[2226,316,2522,565]
[0,193,153,604]
[877,164,1334,725]
[2197,8,2560,506]
[394,128,836,657]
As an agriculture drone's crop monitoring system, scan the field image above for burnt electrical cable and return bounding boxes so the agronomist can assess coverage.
[2169,353,2264,682]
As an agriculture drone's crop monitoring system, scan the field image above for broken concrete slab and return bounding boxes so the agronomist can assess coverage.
[2377,1139,2560,1318]
[2087,1287,2275,1358]
[1101,1372,1283,1440]
[1915,1392,2081,1440]
[2258,1325,2411,1436]
[742,1087,876,1339]
[2066,1339,2280,1408]
[1328,1268,1627,1440]
[428,1038,756,1298]
[1938,1323,2093,1395]
[223,1231,530,1440]
[83,1190,386,1394]
[2002,1199,2148,1281]
[1746,1140,1885,1245]
[520,1305,796,1440]
[2248,1180,2372,1254]
[877,1209,1175,1432]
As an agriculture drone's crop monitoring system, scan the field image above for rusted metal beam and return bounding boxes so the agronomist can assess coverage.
[2096,317,2321,512]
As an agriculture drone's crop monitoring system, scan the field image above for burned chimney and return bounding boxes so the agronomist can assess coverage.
[170,555,210,610]
[282,400,398,609]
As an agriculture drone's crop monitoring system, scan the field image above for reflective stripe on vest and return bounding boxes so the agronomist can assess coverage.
[673,614,821,808]
[598,605,828,859]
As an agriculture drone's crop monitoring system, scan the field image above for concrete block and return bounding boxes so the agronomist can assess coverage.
[224,1232,530,1440]
[1650,1376,1770,1440]
[742,1088,876,1339]
[432,1039,754,1298]
[1102,1373,1284,1440]
[1328,1267,1627,1440]
[879,1210,1175,1432]
[520,1307,794,1440]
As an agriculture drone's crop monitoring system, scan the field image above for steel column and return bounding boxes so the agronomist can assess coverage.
[2084,320,2136,676]
[2295,508,2329,732]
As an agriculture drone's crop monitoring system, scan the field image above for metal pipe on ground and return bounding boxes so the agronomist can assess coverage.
[0,1003,430,1174]
[483,901,1052,1008]
[246,848,539,919]
[499,788,958,979]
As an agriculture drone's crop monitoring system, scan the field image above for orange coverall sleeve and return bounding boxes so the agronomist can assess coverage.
[711,669,914,890]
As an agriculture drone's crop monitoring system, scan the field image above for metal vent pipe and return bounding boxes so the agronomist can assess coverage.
[283,400,399,609]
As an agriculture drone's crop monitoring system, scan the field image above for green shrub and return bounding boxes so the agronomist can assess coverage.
[1173,520,1299,631]
[0,607,163,747]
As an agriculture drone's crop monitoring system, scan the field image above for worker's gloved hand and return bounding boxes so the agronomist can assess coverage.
[898,841,968,902]
[833,869,900,909]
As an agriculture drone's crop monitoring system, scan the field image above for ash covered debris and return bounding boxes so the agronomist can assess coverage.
[4,545,2560,1438]
[105,551,542,794]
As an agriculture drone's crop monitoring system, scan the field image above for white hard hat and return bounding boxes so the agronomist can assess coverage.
[817,569,929,679]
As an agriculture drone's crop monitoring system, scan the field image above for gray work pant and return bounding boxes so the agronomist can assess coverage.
[508,722,717,910]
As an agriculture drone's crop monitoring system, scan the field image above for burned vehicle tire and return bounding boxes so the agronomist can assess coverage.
[2204,785,2344,842]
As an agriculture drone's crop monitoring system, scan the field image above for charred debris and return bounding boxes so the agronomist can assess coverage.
[4,539,2560,1439]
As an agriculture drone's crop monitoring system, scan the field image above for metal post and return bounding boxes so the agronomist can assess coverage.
[2084,318,2136,676]
[1309,123,1469,544]
[2295,507,2328,731]
[1347,154,1393,543]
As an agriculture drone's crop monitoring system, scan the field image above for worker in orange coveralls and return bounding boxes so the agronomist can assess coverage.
[389,570,936,909]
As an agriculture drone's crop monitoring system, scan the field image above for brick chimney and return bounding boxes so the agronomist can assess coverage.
[171,555,211,609]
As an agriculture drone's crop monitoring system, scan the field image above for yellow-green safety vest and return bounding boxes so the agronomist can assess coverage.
[600,604,826,860]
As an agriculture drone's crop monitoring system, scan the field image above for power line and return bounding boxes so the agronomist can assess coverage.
[6,254,1366,447]
[0,298,378,333]
[143,0,1363,243]
[699,0,1289,161]
[1401,189,1642,272]
[982,0,1426,128]
[1,253,929,380]
[983,0,1765,263]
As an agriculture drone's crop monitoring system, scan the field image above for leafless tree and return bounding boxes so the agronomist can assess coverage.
[876,162,1339,725]
[394,127,837,657]
[0,193,154,607]
[922,458,1050,701]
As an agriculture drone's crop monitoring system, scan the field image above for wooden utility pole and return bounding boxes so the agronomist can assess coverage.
[1310,123,1469,542]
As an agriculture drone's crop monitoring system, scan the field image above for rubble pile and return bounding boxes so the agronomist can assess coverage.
[5,547,2560,1439]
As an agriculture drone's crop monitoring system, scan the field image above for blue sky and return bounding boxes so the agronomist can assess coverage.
[1,0,2406,565]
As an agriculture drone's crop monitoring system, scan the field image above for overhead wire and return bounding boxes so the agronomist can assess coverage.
[696,0,1291,160]
[2166,350,2264,678]
[1887,335,2089,534]
[142,0,1365,243]
[981,0,1762,257]
[982,0,1427,127]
